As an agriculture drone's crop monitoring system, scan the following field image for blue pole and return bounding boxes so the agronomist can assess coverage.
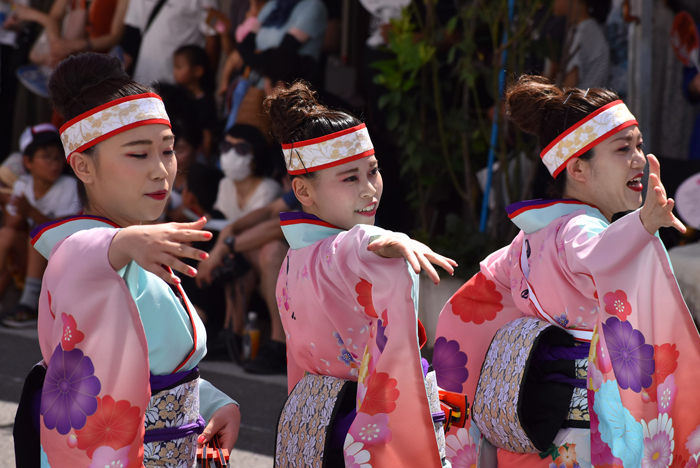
[479,0,516,232]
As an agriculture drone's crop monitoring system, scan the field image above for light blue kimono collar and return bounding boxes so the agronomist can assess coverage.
[280,212,346,249]
[31,215,120,259]
[506,199,609,234]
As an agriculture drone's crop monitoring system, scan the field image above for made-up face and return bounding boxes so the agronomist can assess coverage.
[73,124,176,227]
[24,144,65,185]
[297,155,383,230]
[569,125,646,220]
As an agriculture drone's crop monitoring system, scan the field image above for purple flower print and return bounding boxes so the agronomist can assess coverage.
[338,348,354,366]
[432,337,469,393]
[602,317,655,393]
[376,319,388,353]
[41,345,101,435]
[554,313,569,328]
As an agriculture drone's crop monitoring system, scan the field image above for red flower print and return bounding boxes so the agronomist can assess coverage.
[359,372,399,416]
[381,309,389,327]
[554,444,578,468]
[60,313,84,352]
[356,278,378,318]
[48,290,56,319]
[646,343,679,402]
[75,395,141,458]
[603,290,632,320]
[450,272,503,324]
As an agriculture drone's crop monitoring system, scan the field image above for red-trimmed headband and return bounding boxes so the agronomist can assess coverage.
[282,123,375,175]
[59,93,171,161]
[541,100,638,177]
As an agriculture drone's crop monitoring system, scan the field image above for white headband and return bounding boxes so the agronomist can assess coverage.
[59,93,171,161]
[282,123,374,175]
[541,100,638,177]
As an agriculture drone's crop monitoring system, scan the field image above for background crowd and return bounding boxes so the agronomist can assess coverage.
[2,0,700,375]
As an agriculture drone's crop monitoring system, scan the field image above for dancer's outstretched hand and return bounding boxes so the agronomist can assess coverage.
[109,217,212,285]
[640,154,686,235]
[368,233,457,284]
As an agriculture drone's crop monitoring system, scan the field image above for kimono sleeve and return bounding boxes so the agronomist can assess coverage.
[199,379,238,422]
[37,228,150,468]
[561,210,700,467]
[434,241,525,466]
[326,225,444,468]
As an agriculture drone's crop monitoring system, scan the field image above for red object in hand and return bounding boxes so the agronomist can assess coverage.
[197,434,230,467]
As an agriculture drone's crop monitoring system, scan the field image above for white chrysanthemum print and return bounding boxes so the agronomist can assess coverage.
[344,434,372,468]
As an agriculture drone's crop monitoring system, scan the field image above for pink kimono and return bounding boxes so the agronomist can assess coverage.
[434,199,700,468]
[277,212,444,467]
[29,216,235,468]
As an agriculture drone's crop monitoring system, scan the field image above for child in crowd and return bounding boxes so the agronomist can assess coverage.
[166,117,204,222]
[172,45,219,159]
[0,124,80,327]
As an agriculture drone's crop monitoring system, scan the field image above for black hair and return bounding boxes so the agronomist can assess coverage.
[48,53,153,208]
[24,137,63,160]
[186,164,223,213]
[171,117,203,152]
[226,124,273,178]
[173,44,216,95]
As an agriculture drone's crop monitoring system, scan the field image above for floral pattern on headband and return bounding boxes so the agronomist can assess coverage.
[283,126,374,174]
[60,97,170,157]
[541,103,636,176]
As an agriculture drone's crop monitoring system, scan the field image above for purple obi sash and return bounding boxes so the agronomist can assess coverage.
[143,367,206,444]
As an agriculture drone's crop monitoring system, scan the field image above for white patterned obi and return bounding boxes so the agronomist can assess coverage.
[472,317,589,454]
[143,368,205,467]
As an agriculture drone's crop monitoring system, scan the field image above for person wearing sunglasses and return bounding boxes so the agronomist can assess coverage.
[214,123,282,223]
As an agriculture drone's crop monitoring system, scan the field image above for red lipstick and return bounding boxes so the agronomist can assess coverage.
[146,190,168,200]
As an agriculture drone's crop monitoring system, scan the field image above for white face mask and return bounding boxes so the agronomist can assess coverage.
[220,149,254,182]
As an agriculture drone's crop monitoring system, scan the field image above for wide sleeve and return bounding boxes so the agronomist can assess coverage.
[325,225,444,468]
[199,379,238,422]
[37,228,151,468]
[561,210,700,467]
[433,239,526,465]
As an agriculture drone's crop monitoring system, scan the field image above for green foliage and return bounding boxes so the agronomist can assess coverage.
[372,0,550,274]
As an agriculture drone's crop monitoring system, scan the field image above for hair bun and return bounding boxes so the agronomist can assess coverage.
[263,81,329,143]
[49,52,150,121]
[505,75,565,137]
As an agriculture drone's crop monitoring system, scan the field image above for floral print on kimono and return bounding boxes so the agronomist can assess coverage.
[278,214,442,468]
[435,201,700,468]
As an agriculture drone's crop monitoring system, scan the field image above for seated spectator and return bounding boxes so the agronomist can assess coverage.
[120,0,220,85]
[165,117,204,222]
[173,45,219,159]
[197,190,297,374]
[214,123,282,221]
[176,164,229,349]
[7,0,129,67]
[554,0,612,88]
[0,124,80,328]
[219,0,327,91]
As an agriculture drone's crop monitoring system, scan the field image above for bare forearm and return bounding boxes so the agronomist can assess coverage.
[230,206,274,235]
[234,219,284,252]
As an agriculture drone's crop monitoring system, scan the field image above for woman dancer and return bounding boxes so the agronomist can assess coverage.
[17,53,240,467]
[265,82,458,467]
[433,75,700,467]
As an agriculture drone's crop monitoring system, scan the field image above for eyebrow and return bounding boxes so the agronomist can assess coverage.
[336,167,359,176]
[612,133,643,143]
[121,135,175,147]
